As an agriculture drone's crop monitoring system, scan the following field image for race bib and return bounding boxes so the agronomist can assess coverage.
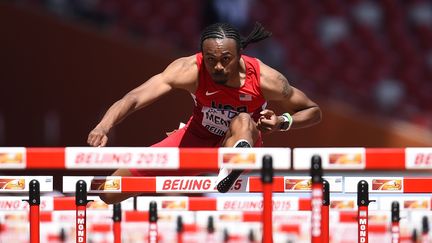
[201,107,239,136]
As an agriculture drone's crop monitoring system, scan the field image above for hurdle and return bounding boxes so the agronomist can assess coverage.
[3,147,432,242]
[0,176,53,243]
[5,189,432,242]
[1,147,430,171]
[27,178,427,241]
[61,154,277,243]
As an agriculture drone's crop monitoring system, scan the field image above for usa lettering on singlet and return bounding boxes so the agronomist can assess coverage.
[192,53,267,136]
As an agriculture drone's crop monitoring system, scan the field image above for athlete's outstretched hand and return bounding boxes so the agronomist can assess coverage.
[87,127,109,147]
[256,109,281,134]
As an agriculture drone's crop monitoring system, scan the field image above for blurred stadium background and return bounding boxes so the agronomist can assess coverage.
[1,0,432,147]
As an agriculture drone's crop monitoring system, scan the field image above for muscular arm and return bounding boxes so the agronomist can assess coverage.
[88,55,198,146]
[259,61,321,130]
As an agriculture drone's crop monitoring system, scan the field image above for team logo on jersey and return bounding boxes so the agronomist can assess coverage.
[205,90,220,96]
[239,93,252,101]
[211,101,248,113]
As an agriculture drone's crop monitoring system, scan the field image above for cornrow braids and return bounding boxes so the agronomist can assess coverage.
[200,22,272,52]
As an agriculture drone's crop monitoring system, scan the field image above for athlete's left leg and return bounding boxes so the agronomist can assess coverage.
[217,113,262,193]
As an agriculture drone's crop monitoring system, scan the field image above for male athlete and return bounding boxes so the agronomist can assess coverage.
[87,22,321,204]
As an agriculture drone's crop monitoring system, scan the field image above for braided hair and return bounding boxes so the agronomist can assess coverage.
[200,22,272,52]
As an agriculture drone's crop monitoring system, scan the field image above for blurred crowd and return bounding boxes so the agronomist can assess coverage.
[15,0,432,129]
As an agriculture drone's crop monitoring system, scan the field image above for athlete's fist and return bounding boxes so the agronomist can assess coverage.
[256,109,281,134]
[87,127,109,147]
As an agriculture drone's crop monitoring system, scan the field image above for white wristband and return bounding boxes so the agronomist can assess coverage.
[280,113,293,131]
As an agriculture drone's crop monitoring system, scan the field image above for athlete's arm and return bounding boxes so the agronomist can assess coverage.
[258,60,321,132]
[87,55,198,147]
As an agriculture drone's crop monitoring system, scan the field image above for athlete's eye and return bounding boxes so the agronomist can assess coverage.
[222,56,231,62]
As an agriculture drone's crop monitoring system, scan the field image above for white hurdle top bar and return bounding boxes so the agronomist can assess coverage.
[63,176,432,194]
[62,176,343,193]
[1,147,432,170]
[0,176,53,193]
[0,147,290,170]
[2,195,431,212]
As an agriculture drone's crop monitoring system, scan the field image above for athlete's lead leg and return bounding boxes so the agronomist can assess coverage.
[217,113,259,193]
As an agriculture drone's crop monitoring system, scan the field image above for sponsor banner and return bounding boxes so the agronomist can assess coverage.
[368,211,390,224]
[0,147,26,169]
[218,147,290,170]
[272,212,310,225]
[330,197,379,211]
[51,211,113,223]
[156,176,217,193]
[196,211,244,223]
[379,196,430,210]
[62,176,121,193]
[155,176,249,193]
[65,147,179,169]
[333,211,387,223]
[137,196,189,211]
[405,148,432,169]
[0,211,29,223]
[344,177,403,193]
[284,176,343,192]
[157,211,196,224]
[293,148,365,170]
[0,196,53,211]
[216,197,299,211]
[196,211,309,225]
[330,197,357,210]
[0,176,53,192]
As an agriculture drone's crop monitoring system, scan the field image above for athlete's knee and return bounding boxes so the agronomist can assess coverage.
[229,113,257,135]
[231,113,253,126]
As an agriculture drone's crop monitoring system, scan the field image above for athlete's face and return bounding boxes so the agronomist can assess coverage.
[202,38,240,85]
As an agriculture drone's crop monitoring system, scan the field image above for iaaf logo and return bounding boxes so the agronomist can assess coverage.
[76,210,86,243]
[358,210,368,243]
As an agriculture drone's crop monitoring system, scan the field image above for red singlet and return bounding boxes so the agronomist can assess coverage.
[131,53,267,176]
